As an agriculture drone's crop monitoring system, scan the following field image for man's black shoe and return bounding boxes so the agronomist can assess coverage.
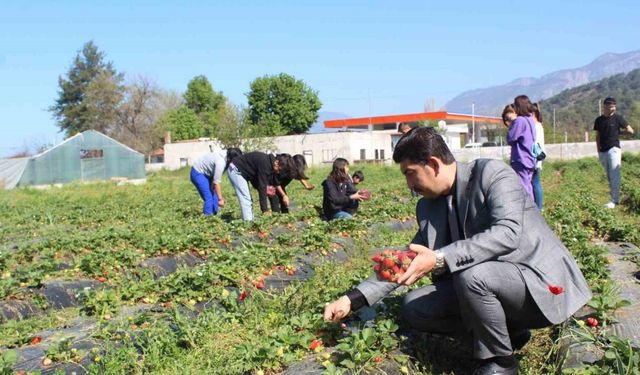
[510,329,531,351]
[472,359,519,375]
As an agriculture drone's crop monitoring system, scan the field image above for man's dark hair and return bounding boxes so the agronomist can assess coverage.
[352,170,364,182]
[393,127,455,164]
[513,95,534,117]
[603,97,616,105]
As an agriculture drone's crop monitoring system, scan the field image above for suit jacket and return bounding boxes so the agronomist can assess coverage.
[356,159,592,324]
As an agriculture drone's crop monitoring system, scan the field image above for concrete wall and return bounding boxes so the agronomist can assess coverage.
[453,140,640,162]
[155,135,640,171]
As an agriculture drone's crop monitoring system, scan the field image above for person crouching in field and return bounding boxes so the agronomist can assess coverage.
[322,158,367,220]
[227,151,296,221]
[190,148,242,216]
[270,154,316,214]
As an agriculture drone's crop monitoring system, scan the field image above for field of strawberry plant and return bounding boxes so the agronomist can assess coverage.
[1,154,639,374]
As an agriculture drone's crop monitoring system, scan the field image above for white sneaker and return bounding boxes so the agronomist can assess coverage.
[604,202,616,209]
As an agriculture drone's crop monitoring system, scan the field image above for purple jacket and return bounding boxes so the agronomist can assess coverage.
[507,115,535,169]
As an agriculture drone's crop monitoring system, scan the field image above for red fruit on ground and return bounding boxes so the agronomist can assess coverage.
[586,317,598,327]
[373,356,383,363]
[30,336,42,345]
[239,291,247,301]
[309,339,322,350]
[96,276,107,283]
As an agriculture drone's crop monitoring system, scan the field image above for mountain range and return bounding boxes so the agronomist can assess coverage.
[445,50,640,116]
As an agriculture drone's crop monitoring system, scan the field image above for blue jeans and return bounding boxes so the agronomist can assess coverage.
[532,168,543,210]
[598,147,621,204]
[190,167,219,216]
[331,211,353,220]
[227,164,253,221]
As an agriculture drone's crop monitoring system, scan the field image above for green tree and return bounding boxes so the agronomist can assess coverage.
[184,75,226,138]
[49,41,124,136]
[157,106,203,142]
[213,102,274,151]
[246,73,322,135]
[184,75,225,114]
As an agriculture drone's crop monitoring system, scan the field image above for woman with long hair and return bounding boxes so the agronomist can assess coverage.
[506,95,536,200]
[321,158,366,220]
[270,154,315,213]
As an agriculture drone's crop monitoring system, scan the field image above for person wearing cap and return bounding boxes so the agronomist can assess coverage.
[593,97,635,209]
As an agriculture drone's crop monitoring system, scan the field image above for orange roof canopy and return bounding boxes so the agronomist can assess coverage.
[324,111,502,128]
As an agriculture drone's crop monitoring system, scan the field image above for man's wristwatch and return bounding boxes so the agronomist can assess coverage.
[432,250,446,275]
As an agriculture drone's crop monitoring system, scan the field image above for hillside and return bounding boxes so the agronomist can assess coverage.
[538,68,640,142]
[445,50,640,116]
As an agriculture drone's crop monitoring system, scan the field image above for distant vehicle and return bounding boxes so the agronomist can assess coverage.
[463,142,482,149]
[481,142,498,147]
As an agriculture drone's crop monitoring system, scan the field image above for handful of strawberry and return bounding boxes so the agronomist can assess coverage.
[371,249,417,282]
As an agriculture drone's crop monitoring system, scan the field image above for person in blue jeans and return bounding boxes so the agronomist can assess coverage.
[190,148,242,215]
[322,158,366,220]
[593,97,635,209]
[227,152,296,221]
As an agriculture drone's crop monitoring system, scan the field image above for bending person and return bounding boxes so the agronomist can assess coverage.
[190,148,242,215]
[271,154,315,214]
[227,151,295,221]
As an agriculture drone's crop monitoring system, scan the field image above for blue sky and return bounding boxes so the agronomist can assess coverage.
[1,0,639,157]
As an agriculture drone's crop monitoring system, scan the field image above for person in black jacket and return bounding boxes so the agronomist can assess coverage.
[270,154,315,214]
[227,151,296,221]
[322,158,366,220]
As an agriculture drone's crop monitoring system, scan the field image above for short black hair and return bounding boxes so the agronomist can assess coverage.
[392,127,455,165]
[352,170,364,182]
[603,97,616,105]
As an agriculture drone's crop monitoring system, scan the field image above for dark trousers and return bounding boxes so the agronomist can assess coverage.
[401,262,551,359]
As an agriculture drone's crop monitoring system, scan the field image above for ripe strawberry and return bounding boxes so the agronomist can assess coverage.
[96,276,107,283]
[382,257,396,268]
[380,270,392,281]
[309,339,323,351]
[373,356,383,363]
[30,336,42,345]
[239,291,247,301]
[254,280,265,289]
[548,285,564,295]
[586,317,598,327]
[406,251,417,259]
[373,264,381,273]
[371,254,382,263]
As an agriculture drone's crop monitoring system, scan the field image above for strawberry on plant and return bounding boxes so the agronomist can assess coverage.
[239,291,247,301]
[586,317,598,327]
[309,339,323,351]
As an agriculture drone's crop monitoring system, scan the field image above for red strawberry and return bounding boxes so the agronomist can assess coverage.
[586,317,598,327]
[30,336,42,345]
[239,291,247,301]
[254,280,265,289]
[406,251,417,259]
[380,270,392,281]
[391,265,401,274]
[96,276,107,283]
[373,356,383,363]
[309,339,322,350]
[548,285,564,295]
[373,264,381,273]
[371,254,382,263]
[382,258,396,268]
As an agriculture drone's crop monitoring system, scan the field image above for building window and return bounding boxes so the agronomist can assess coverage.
[322,149,336,162]
[360,149,366,160]
[374,149,379,160]
[180,158,189,167]
[80,149,103,159]
[379,149,385,160]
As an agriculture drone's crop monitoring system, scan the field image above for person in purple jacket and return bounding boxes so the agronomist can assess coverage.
[506,95,536,200]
